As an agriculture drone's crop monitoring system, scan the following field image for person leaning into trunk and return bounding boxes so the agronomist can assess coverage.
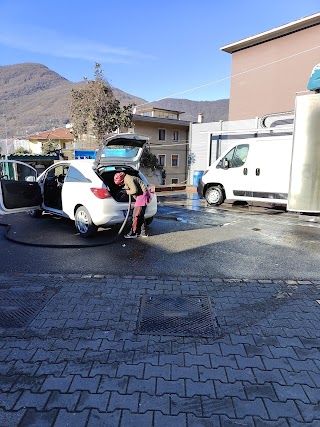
[114,172,152,239]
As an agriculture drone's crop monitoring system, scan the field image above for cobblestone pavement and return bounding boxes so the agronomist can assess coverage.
[0,273,319,427]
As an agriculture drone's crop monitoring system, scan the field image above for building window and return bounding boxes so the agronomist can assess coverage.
[159,129,166,141]
[172,130,179,141]
[158,154,166,167]
[171,178,179,184]
[171,154,179,167]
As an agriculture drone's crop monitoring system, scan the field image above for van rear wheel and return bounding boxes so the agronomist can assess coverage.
[205,186,225,206]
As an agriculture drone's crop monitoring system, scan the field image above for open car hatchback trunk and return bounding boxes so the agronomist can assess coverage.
[94,133,149,168]
[97,167,149,203]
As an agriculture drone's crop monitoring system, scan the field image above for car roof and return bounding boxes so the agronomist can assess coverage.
[53,159,94,168]
[66,159,94,166]
[54,159,135,173]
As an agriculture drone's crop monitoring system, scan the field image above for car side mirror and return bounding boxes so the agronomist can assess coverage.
[222,158,229,169]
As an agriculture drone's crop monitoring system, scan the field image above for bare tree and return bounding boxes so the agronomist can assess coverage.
[70,63,133,142]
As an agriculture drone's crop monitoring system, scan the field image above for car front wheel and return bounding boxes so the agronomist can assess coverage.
[205,186,225,206]
[75,206,98,237]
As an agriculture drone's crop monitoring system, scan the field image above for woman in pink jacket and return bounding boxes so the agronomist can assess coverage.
[114,172,152,238]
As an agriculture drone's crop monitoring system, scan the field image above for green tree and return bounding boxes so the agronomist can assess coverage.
[70,63,134,142]
[140,146,166,182]
[42,139,60,155]
[140,147,161,170]
[13,147,32,155]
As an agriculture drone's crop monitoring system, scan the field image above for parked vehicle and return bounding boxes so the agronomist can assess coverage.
[198,93,320,214]
[0,133,157,237]
[197,135,292,207]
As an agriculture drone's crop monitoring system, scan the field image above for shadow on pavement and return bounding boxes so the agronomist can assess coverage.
[0,213,126,247]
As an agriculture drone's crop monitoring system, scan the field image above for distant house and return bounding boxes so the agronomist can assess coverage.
[27,127,74,158]
[221,12,320,120]
[25,110,192,185]
[132,108,191,185]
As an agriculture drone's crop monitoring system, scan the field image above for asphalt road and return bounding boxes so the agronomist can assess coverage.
[0,193,319,280]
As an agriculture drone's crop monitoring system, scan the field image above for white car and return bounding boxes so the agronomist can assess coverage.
[0,133,157,237]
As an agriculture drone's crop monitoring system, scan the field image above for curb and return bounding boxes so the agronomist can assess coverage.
[0,273,319,284]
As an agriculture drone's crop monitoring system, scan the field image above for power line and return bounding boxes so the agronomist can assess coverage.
[150,142,189,147]
[136,44,320,108]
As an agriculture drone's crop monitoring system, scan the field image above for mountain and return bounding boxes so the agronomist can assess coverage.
[0,63,229,138]
[142,98,229,123]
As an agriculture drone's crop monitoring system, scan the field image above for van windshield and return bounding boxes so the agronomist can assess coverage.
[219,144,249,168]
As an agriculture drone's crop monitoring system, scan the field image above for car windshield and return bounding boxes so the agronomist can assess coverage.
[100,145,140,159]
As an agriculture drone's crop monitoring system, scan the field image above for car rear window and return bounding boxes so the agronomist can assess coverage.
[100,146,140,158]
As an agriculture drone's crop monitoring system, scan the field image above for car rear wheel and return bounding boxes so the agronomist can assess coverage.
[75,206,98,237]
[205,186,225,206]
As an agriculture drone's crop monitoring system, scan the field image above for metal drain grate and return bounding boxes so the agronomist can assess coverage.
[0,289,55,328]
[136,295,220,337]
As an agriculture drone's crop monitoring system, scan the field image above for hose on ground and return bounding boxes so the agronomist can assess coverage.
[0,194,132,248]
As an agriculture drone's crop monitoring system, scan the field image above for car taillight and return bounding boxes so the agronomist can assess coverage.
[90,188,111,199]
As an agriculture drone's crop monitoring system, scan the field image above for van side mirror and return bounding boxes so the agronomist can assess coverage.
[222,158,229,169]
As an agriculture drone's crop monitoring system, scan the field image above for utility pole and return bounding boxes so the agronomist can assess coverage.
[3,114,8,159]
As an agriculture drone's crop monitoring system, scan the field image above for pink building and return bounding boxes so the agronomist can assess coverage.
[221,13,320,120]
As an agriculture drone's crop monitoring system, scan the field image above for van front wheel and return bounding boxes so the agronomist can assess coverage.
[205,186,225,206]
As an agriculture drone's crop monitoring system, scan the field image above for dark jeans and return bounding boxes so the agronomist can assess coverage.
[131,205,147,235]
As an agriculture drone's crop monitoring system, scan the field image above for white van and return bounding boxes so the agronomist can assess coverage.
[197,135,293,206]
[197,93,320,213]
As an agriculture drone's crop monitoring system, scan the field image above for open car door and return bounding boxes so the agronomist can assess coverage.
[0,160,42,214]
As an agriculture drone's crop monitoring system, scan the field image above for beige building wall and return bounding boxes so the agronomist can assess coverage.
[133,120,189,185]
[228,24,320,120]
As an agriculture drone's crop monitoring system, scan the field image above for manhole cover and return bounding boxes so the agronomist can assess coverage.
[136,295,220,337]
[0,290,55,328]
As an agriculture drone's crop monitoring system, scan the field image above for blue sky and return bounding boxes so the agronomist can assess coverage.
[0,1,319,102]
